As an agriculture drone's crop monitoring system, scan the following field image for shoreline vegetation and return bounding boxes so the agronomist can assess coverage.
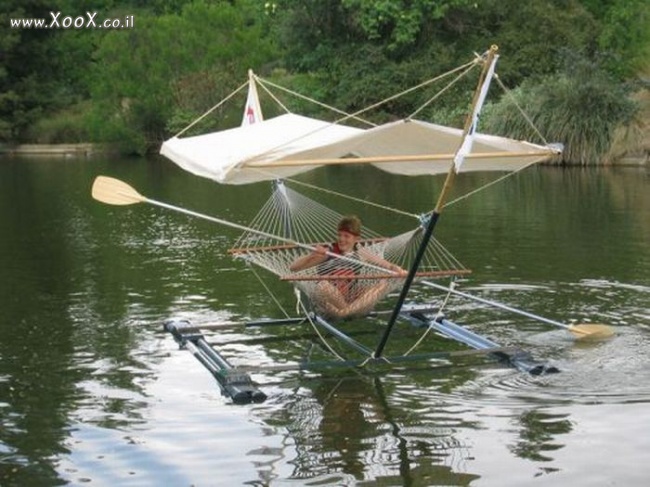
[0,143,114,158]
[3,1,649,166]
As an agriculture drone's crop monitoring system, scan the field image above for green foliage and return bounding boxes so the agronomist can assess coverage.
[1,0,102,142]
[597,0,650,77]
[2,0,646,164]
[90,0,277,154]
[26,101,92,143]
[440,0,600,85]
[483,54,638,165]
[326,43,478,126]
[272,0,354,72]
[271,0,645,165]
[255,69,335,121]
[341,0,473,52]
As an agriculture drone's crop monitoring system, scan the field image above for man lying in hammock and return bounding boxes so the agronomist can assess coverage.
[289,215,406,319]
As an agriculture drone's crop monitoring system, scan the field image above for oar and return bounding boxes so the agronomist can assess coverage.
[421,279,614,340]
[92,175,311,244]
[91,175,388,273]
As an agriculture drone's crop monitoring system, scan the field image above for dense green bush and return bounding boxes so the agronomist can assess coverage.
[482,54,639,164]
[26,102,92,144]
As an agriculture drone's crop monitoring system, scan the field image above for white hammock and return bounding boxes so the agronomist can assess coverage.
[230,181,470,318]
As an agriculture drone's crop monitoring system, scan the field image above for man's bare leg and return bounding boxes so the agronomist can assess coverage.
[338,281,391,318]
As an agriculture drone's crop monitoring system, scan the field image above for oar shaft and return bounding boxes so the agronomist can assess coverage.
[147,197,285,242]
[145,197,389,274]
[420,280,571,331]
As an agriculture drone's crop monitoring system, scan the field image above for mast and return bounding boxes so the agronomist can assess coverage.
[374,45,499,359]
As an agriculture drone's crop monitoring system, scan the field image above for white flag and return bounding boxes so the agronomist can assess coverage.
[241,70,263,126]
[453,54,498,172]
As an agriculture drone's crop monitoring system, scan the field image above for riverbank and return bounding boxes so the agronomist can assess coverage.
[0,143,118,158]
[614,155,649,166]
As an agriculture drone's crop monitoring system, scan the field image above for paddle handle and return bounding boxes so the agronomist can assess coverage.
[420,279,573,331]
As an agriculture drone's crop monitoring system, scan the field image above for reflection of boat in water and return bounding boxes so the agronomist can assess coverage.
[253,371,576,484]
[266,375,482,485]
[91,46,613,404]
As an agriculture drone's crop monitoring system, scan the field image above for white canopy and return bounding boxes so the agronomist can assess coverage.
[161,114,363,185]
[161,114,557,185]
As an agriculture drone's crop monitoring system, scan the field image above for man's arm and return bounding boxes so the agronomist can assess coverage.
[289,246,329,272]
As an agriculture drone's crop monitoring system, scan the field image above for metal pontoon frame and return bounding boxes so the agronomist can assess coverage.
[163,303,558,404]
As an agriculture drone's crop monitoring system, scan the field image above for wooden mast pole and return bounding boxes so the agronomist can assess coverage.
[374,45,499,359]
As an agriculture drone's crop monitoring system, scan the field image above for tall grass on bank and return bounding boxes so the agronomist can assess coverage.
[483,61,639,165]
[26,102,92,144]
[606,87,650,163]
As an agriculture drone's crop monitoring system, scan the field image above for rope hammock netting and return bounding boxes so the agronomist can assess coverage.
[229,181,470,319]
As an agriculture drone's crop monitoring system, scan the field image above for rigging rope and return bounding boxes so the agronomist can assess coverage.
[442,73,556,209]
[254,58,479,129]
[403,281,455,356]
[255,76,376,127]
[249,170,420,220]
[173,79,249,138]
[408,62,478,119]
[494,74,550,146]
[297,298,346,361]
[443,159,541,208]
[248,262,291,318]
[253,76,292,115]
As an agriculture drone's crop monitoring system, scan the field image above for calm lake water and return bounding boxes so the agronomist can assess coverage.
[1,156,649,486]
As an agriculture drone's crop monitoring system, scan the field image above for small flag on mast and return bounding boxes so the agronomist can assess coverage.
[453,54,499,173]
[241,69,263,126]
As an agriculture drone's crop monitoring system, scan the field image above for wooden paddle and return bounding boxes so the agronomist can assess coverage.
[91,175,394,274]
[566,323,615,340]
[92,175,147,205]
[92,175,286,235]
[421,279,615,340]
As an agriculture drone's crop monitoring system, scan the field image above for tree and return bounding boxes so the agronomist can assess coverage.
[89,0,277,154]
[0,0,137,142]
[341,0,473,53]
[596,0,650,77]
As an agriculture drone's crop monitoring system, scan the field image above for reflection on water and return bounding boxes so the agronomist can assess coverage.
[0,157,649,485]
[272,376,482,486]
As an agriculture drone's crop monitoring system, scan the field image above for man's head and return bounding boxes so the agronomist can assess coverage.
[337,215,361,237]
[337,215,361,252]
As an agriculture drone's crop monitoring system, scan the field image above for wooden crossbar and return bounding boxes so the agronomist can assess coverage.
[244,150,556,168]
[281,269,472,281]
[228,238,388,255]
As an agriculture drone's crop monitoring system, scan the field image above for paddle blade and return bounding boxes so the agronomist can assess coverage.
[92,176,146,206]
[569,323,615,340]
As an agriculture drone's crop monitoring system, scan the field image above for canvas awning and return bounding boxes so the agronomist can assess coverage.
[160,113,364,185]
[161,114,557,185]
